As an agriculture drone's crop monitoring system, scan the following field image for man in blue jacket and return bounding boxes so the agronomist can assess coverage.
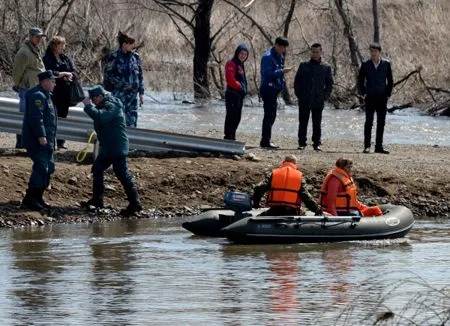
[82,85,142,217]
[358,43,393,154]
[21,70,58,211]
[259,37,292,149]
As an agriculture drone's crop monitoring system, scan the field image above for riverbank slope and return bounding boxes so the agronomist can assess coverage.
[0,133,448,228]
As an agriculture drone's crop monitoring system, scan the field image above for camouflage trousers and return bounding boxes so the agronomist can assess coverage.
[113,90,138,127]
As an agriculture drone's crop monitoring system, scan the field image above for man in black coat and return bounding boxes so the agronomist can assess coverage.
[358,43,393,154]
[294,43,333,151]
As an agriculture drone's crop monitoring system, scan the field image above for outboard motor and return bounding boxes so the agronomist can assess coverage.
[223,191,252,217]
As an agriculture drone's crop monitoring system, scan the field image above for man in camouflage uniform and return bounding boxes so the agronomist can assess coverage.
[103,31,144,127]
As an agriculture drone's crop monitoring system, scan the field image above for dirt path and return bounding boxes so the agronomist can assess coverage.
[0,131,449,228]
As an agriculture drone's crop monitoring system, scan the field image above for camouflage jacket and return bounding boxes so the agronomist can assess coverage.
[103,49,144,95]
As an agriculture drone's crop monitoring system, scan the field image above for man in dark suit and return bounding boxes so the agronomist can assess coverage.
[358,43,394,154]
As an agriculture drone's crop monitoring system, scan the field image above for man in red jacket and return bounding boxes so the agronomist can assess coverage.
[224,44,249,140]
[320,158,383,217]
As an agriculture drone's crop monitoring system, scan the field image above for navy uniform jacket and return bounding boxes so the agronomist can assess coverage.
[103,50,144,95]
[84,94,129,158]
[21,85,57,150]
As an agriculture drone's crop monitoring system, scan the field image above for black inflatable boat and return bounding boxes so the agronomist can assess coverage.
[182,192,415,243]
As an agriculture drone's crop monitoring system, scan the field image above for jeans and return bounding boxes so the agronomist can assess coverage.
[261,89,279,143]
[16,88,27,148]
[364,94,388,149]
[224,90,244,140]
[298,105,324,147]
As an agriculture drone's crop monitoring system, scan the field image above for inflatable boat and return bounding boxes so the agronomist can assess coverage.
[182,192,415,243]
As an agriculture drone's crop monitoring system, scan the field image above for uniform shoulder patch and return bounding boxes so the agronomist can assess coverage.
[34,99,42,107]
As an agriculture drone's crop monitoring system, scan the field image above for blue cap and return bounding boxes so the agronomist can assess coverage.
[88,85,106,99]
[38,70,58,81]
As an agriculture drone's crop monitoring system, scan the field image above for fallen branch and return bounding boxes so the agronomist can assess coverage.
[387,103,413,113]
[428,87,450,94]
[393,66,421,88]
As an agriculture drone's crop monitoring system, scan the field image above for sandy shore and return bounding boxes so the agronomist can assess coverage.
[0,131,449,228]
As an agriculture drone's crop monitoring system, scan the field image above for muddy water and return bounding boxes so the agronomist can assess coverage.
[0,219,448,325]
[140,96,450,146]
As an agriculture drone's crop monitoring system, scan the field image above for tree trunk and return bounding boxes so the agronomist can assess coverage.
[334,0,362,81]
[372,0,380,43]
[193,0,214,99]
[281,0,296,105]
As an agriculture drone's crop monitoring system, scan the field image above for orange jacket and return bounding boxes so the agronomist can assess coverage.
[320,167,362,213]
[320,168,382,216]
[267,162,303,209]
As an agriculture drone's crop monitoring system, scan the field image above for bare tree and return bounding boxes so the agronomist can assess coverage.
[372,0,380,43]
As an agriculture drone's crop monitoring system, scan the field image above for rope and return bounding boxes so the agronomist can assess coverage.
[76,131,97,163]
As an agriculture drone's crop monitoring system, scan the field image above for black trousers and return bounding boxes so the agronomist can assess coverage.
[364,94,388,148]
[298,105,323,147]
[224,90,244,140]
[261,90,279,143]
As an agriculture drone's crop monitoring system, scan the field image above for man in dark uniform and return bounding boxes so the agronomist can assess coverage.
[21,70,58,210]
[358,43,393,154]
[81,85,142,217]
[252,155,323,216]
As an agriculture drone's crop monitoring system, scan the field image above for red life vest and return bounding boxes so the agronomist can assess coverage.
[320,168,359,213]
[267,162,303,209]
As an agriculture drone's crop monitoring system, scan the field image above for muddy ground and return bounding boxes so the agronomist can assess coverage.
[0,132,449,228]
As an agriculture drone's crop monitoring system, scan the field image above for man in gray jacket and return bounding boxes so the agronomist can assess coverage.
[294,43,333,151]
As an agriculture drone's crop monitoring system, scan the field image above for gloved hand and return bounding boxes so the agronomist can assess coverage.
[240,82,247,95]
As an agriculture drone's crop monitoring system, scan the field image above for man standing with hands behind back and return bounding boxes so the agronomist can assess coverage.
[12,27,47,148]
[358,43,393,154]
[259,37,292,149]
[294,43,333,152]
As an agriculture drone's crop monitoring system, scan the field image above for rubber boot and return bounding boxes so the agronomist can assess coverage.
[36,188,51,209]
[21,189,43,211]
[120,185,142,217]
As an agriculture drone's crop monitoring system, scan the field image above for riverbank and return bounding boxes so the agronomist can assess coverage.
[0,132,449,228]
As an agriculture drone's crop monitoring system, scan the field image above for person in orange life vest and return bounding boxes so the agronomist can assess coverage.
[320,158,383,217]
[252,155,322,216]
[224,44,249,140]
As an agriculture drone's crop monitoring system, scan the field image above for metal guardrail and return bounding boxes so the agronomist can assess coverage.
[0,97,246,155]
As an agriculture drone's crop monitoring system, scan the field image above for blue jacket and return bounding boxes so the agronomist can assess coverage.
[260,47,285,93]
[103,49,144,95]
[21,85,57,150]
[84,94,129,158]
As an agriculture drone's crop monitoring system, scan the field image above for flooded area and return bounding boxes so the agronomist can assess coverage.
[139,94,450,147]
[0,219,448,325]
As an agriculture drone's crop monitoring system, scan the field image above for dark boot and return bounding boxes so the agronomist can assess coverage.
[120,185,142,217]
[80,196,104,209]
[36,188,51,209]
[21,189,43,211]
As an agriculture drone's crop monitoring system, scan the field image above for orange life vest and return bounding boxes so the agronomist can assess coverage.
[320,167,359,213]
[267,162,303,209]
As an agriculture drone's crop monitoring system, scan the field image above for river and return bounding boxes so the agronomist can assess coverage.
[0,219,448,325]
[138,94,450,147]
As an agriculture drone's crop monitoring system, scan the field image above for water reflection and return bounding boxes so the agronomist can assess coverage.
[10,227,66,323]
[89,221,139,324]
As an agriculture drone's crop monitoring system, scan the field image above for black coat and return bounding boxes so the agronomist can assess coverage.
[358,59,393,97]
[42,50,76,118]
[294,59,333,109]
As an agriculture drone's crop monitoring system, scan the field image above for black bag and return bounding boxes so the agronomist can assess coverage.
[69,79,85,106]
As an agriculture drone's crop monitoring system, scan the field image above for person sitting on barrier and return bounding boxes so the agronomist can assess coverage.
[252,155,323,216]
[81,85,142,217]
[21,70,58,211]
[320,158,383,217]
